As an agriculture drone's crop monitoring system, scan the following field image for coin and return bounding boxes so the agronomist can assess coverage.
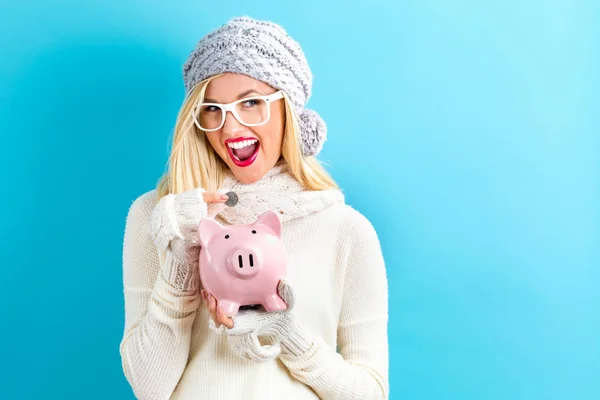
[224,191,238,207]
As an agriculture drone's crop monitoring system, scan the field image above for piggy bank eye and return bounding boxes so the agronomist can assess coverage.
[225,234,230,239]
[252,230,257,234]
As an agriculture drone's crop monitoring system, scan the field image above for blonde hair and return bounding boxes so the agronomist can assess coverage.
[156,75,339,199]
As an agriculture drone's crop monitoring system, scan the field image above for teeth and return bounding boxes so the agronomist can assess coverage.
[227,139,258,150]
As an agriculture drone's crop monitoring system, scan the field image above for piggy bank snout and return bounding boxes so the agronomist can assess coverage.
[229,247,262,278]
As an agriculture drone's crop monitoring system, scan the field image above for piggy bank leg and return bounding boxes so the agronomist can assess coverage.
[218,300,241,316]
[262,293,288,312]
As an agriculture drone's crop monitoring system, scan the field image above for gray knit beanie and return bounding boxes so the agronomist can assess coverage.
[183,16,326,157]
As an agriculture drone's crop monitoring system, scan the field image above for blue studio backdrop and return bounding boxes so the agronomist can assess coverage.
[1,1,598,399]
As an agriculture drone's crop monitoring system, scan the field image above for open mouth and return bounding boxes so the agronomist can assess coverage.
[225,137,260,167]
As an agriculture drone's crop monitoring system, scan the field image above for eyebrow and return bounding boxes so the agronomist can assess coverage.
[204,89,263,103]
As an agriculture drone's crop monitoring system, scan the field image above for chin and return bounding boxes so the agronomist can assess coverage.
[229,158,281,185]
[234,171,262,184]
[226,160,265,184]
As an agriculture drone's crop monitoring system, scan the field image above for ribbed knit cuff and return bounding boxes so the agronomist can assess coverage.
[160,250,199,293]
[279,317,316,357]
[278,335,336,377]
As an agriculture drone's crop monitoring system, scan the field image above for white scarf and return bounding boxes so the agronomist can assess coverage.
[215,161,345,225]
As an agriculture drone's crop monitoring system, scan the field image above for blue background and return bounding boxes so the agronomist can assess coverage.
[1,0,598,399]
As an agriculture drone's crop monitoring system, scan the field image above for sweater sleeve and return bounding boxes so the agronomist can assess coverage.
[119,191,202,400]
[279,207,390,399]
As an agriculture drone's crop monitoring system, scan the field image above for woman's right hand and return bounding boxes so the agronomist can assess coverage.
[149,188,229,255]
[148,188,229,291]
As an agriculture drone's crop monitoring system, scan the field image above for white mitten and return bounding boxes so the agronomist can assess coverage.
[148,188,209,291]
[149,188,208,253]
[209,280,315,361]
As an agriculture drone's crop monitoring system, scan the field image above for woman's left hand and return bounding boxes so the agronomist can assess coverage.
[201,289,234,329]
[202,279,294,333]
[203,280,314,361]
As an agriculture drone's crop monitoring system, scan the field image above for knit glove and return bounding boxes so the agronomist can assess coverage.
[149,188,209,292]
[209,280,315,361]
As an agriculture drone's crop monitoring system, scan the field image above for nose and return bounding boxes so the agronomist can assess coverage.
[229,247,261,278]
[222,110,244,135]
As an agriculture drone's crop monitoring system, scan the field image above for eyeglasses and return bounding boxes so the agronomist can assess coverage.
[193,91,284,132]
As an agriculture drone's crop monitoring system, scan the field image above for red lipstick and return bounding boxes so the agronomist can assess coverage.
[224,136,260,168]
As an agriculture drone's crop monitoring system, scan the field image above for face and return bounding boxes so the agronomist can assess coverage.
[201,73,286,184]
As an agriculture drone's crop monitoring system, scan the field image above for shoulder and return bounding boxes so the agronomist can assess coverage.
[125,189,159,225]
[339,203,378,236]
[122,190,162,282]
[329,203,381,248]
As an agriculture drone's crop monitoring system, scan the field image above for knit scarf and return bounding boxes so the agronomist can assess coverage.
[214,161,345,225]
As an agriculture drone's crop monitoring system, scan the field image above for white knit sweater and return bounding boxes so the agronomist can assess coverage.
[119,166,389,399]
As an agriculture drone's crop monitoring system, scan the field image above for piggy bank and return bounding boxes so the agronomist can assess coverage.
[197,210,288,316]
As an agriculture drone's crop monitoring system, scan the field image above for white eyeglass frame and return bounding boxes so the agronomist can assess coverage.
[193,90,285,132]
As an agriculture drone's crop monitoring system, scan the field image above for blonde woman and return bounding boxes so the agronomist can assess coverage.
[120,16,389,400]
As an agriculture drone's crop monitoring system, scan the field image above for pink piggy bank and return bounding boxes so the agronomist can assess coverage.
[197,210,288,316]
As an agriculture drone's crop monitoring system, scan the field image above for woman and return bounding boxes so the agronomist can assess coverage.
[120,16,389,399]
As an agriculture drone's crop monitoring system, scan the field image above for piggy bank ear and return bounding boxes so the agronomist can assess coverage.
[255,210,282,238]
[198,217,224,247]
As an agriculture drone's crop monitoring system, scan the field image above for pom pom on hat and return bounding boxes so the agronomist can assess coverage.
[298,109,327,157]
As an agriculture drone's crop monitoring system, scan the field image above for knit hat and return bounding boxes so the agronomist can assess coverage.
[182,16,326,157]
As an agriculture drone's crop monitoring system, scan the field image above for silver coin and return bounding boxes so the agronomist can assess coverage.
[225,191,238,207]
